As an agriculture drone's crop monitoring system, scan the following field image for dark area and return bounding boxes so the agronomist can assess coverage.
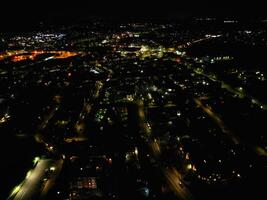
[1,5,267,200]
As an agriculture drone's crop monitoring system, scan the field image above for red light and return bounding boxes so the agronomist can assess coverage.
[175,57,181,63]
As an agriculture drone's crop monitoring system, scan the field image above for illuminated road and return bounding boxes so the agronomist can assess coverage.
[148,103,177,108]
[6,79,65,200]
[39,105,60,130]
[169,39,267,111]
[194,98,267,157]
[0,50,82,62]
[39,159,63,200]
[194,98,240,144]
[135,100,193,200]
[9,158,63,200]
[75,80,103,137]
[165,167,194,200]
[34,104,60,154]
[186,35,221,46]
[191,65,267,110]
[179,56,267,155]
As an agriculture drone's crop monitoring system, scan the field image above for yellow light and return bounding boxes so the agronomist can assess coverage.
[187,164,192,170]
[26,171,32,179]
[10,185,21,196]
[33,157,40,165]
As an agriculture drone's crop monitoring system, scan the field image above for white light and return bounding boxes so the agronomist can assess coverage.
[134,147,138,155]
[50,167,55,171]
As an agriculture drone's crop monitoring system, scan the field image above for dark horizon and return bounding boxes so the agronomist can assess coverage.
[1,0,267,31]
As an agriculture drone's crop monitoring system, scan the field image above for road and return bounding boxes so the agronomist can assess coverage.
[7,98,64,200]
[190,62,267,110]
[194,98,267,157]
[39,159,63,200]
[135,100,194,200]
[171,37,267,111]
[8,158,63,200]
[75,80,103,137]
[34,104,60,154]
[194,98,240,145]
[165,167,194,200]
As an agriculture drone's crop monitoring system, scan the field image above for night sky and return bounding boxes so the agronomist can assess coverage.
[1,0,266,30]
